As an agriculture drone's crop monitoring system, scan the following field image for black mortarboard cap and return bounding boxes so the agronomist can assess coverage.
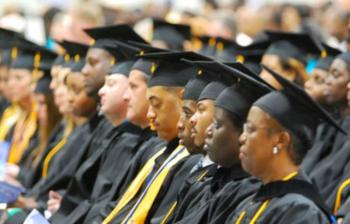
[214,62,272,120]
[265,30,323,64]
[84,24,147,50]
[153,18,191,51]
[254,65,346,151]
[59,40,89,71]
[34,73,52,94]
[181,59,218,101]
[334,52,350,67]
[140,51,211,87]
[193,35,217,58]
[0,49,12,66]
[315,43,342,71]
[193,61,273,102]
[128,41,171,77]
[214,37,240,62]
[0,28,23,49]
[105,41,139,76]
[11,39,57,72]
[234,38,271,74]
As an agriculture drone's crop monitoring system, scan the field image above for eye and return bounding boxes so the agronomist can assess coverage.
[213,120,220,129]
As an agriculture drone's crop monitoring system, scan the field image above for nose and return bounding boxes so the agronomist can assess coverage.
[190,113,197,127]
[123,87,131,102]
[239,132,247,145]
[98,85,106,97]
[206,123,213,139]
[147,106,155,121]
[177,116,184,130]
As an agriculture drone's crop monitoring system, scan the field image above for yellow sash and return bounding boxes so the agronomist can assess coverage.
[0,104,21,141]
[102,145,188,224]
[41,120,75,178]
[8,103,38,164]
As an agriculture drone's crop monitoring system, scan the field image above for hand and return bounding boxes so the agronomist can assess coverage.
[338,218,343,224]
[47,191,62,214]
[5,163,20,178]
[12,196,37,209]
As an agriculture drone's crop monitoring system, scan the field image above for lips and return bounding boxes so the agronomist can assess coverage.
[239,146,247,160]
[190,128,197,139]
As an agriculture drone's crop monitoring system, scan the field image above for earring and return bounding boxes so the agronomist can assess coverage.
[272,146,279,155]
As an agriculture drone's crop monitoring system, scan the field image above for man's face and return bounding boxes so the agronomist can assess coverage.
[204,107,241,167]
[82,48,112,97]
[325,58,350,106]
[98,74,128,118]
[147,86,183,141]
[123,70,149,127]
[177,99,198,153]
[190,99,215,149]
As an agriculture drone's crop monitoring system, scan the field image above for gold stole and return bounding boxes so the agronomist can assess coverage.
[41,120,75,178]
[8,103,38,164]
[103,145,189,224]
[0,104,21,141]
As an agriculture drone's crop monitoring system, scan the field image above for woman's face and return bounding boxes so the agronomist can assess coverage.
[239,106,281,178]
[7,68,32,103]
[67,72,96,117]
[304,68,328,105]
[204,107,241,167]
[325,58,350,106]
[0,65,10,100]
[33,93,48,126]
[260,54,296,90]
[54,68,72,114]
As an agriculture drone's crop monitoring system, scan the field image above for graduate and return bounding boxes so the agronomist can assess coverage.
[6,39,57,166]
[224,65,343,224]
[305,52,350,208]
[12,73,61,189]
[301,44,342,174]
[3,40,99,223]
[304,44,342,109]
[48,41,159,224]
[81,42,168,223]
[170,62,271,224]
[259,31,323,89]
[98,51,210,224]
[0,28,23,117]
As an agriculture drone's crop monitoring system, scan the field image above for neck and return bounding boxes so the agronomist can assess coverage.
[19,96,32,112]
[260,158,299,184]
[340,104,350,117]
[107,111,126,127]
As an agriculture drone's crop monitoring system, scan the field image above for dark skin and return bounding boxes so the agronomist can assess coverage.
[190,99,215,150]
[304,68,329,107]
[239,106,298,184]
[66,72,97,118]
[82,47,112,99]
[325,58,350,116]
[147,86,183,142]
[260,54,296,90]
[177,99,200,154]
[204,107,241,168]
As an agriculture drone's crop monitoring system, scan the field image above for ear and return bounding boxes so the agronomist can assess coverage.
[276,131,291,151]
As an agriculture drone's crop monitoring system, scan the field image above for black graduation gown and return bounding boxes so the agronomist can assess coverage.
[306,115,350,206]
[0,96,9,117]
[170,165,259,224]
[87,139,200,224]
[17,122,65,189]
[27,114,109,204]
[50,125,156,223]
[82,136,165,223]
[224,172,333,224]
